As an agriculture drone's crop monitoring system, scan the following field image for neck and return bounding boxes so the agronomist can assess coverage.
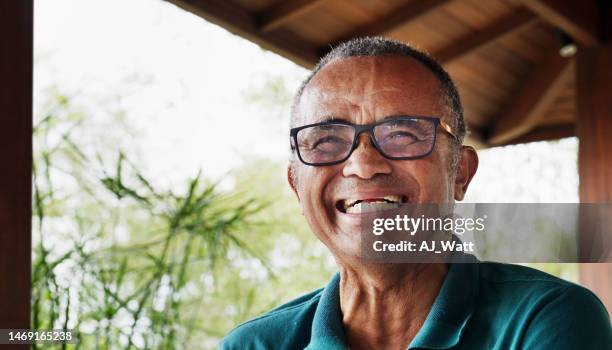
[338,262,447,350]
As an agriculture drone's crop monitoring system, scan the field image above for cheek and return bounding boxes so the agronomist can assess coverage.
[297,168,336,224]
[405,155,452,202]
[420,172,450,202]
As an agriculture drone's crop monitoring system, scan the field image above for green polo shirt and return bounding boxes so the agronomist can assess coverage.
[220,262,612,349]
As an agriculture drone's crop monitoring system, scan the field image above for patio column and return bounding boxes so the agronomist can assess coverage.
[577,42,612,314]
[0,0,32,339]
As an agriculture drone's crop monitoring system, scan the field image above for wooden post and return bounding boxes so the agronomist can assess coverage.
[0,0,33,342]
[577,43,612,314]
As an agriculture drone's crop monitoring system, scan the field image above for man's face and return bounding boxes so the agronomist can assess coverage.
[289,56,476,261]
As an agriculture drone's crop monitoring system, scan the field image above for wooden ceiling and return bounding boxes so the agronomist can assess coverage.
[165,0,606,148]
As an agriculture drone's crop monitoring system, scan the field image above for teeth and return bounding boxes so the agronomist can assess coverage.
[344,199,359,210]
[345,201,402,214]
[342,195,404,211]
[383,195,402,203]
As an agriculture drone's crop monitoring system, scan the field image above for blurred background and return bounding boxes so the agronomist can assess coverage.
[32,0,604,348]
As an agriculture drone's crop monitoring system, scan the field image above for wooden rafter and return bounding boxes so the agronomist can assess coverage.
[258,0,328,32]
[520,0,603,46]
[487,52,574,145]
[328,0,451,47]
[502,124,575,145]
[165,0,320,67]
[435,9,538,64]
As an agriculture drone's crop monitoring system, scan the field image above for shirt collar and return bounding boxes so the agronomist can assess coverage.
[306,261,479,350]
[306,272,346,349]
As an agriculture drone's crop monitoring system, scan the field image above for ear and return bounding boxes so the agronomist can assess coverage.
[287,163,300,202]
[453,146,478,201]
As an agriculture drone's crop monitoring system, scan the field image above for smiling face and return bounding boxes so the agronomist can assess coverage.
[289,55,477,262]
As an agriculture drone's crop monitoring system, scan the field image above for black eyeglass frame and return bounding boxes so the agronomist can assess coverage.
[289,116,458,166]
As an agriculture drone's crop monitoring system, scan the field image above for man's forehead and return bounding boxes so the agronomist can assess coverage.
[309,55,439,89]
[297,56,443,122]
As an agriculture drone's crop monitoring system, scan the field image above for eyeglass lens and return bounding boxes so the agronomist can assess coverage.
[295,118,436,165]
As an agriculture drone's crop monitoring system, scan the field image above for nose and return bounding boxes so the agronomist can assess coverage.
[342,133,392,179]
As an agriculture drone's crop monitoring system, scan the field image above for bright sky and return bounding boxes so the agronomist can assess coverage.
[34,0,578,203]
[35,0,308,188]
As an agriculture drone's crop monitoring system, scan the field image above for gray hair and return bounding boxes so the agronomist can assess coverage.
[290,37,466,175]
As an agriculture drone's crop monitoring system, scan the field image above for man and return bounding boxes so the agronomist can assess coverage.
[221,37,612,349]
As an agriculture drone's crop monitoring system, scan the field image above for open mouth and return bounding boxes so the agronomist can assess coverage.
[336,195,407,214]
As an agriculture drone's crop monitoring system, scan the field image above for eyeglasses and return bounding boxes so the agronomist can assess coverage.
[290,116,457,166]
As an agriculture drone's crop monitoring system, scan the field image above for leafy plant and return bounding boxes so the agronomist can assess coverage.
[32,91,274,349]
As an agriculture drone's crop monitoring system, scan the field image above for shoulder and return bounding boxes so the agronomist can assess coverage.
[477,262,604,306]
[477,262,611,348]
[220,288,323,350]
[479,262,573,286]
[478,262,577,297]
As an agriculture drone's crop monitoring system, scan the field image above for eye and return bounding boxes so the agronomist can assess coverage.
[386,131,420,143]
[313,135,349,149]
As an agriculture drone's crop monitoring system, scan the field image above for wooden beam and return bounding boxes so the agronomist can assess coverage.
[258,0,327,32]
[487,53,573,145]
[0,0,32,340]
[576,43,612,314]
[436,9,538,64]
[502,123,575,145]
[520,0,603,46]
[165,0,320,67]
[328,0,451,47]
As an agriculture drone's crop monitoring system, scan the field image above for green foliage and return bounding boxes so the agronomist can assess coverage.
[32,88,335,349]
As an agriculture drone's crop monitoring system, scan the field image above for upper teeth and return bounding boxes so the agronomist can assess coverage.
[346,201,402,214]
[342,195,404,213]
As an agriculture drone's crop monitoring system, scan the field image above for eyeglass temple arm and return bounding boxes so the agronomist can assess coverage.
[439,120,459,141]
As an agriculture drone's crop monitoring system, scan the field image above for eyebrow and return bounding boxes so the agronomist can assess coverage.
[315,114,431,124]
[381,114,430,121]
[315,115,350,123]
